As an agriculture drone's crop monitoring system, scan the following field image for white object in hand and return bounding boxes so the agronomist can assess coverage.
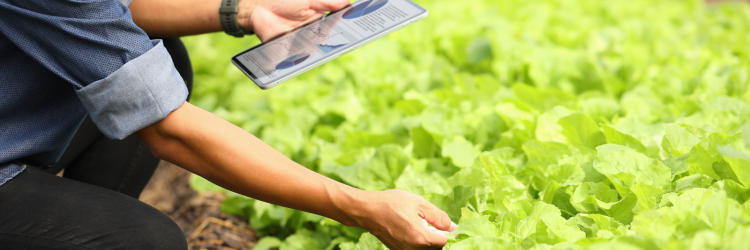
[421,218,451,235]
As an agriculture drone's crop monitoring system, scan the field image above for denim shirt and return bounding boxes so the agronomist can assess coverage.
[0,0,188,186]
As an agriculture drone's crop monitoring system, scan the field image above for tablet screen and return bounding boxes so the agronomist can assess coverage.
[233,0,426,87]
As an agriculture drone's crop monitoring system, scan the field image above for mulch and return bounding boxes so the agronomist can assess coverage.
[139,161,259,250]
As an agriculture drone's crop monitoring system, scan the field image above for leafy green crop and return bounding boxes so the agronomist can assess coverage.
[184,0,750,249]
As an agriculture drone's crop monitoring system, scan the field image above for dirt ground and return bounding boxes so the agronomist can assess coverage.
[139,161,259,250]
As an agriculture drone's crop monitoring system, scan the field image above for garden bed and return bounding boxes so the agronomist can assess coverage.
[140,161,258,250]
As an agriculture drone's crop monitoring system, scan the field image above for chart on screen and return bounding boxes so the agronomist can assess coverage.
[276,53,311,70]
[315,44,347,54]
[343,0,389,19]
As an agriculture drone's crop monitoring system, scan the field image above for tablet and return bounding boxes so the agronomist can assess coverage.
[231,0,428,89]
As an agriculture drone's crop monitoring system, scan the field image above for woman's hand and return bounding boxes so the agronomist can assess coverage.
[337,189,459,250]
[238,0,351,41]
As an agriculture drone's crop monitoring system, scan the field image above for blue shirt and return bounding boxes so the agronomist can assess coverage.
[0,0,188,186]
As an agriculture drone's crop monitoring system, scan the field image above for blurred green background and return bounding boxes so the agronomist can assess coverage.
[184,0,750,249]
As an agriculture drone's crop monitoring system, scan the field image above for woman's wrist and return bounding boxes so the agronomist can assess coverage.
[237,0,258,32]
[327,182,369,228]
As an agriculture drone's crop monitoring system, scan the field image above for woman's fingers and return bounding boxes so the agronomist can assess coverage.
[309,0,351,11]
[418,200,457,232]
[419,217,452,247]
[421,223,449,247]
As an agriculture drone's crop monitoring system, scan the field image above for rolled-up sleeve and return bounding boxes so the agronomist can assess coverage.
[76,40,188,139]
[0,0,187,139]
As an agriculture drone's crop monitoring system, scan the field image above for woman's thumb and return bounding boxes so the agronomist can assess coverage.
[420,202,458,232]
[310,0,350,11]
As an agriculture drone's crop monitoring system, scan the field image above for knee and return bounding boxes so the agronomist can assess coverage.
[124,207,187,250]
[100,202,187,250]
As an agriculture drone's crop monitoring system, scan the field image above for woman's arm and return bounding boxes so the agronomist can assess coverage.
[128,0,229,37]
[128,0,350,40]
[135,102,456,250]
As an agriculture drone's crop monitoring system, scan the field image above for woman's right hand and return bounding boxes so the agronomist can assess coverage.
[336,189,458,250]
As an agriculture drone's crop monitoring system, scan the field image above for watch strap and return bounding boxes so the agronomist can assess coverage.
[220,0,253,38]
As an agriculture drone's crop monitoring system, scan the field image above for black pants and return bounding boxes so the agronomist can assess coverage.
[0,38,193,249]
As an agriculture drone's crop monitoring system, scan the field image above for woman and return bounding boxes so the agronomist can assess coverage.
[0,0,455,249]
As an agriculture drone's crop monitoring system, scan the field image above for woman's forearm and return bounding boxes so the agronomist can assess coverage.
[135,102,360,225]
[136,102,457,249]
[128,0,255,37]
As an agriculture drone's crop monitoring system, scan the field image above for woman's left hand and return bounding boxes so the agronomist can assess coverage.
[239,0,351,41]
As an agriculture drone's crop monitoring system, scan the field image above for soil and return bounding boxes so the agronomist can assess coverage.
[139,161,259,250]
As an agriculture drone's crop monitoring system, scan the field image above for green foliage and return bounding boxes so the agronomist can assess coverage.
[184,0,750,248]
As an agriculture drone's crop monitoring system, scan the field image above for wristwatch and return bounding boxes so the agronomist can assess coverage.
[219,0,254,38]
